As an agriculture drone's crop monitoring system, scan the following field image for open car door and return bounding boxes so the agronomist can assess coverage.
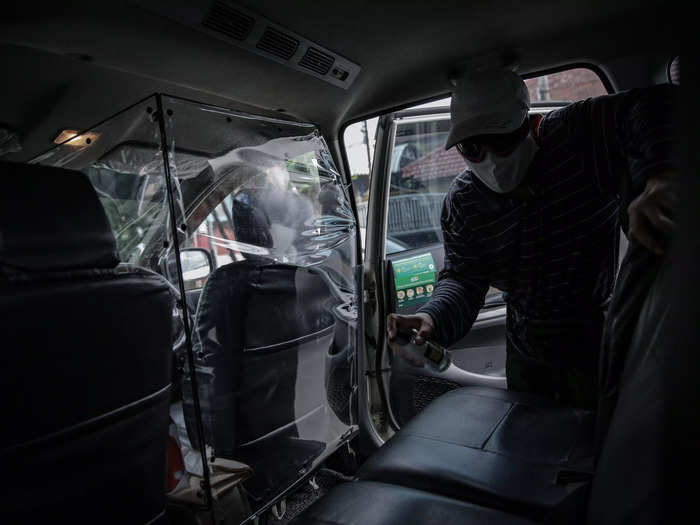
[362,107,508,427]
[362,99,581,427]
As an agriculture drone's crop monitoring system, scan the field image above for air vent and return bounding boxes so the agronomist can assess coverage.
[143,0,361,88]
[256,27,299,61]
[202,0,255,42]
[299,47,335,76]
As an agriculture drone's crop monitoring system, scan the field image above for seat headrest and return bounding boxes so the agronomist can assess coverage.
[0,161,119,271]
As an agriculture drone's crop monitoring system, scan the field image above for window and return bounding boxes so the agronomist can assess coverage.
[524,67,607,103]
[185,151,326,269]
[386,113,455,253]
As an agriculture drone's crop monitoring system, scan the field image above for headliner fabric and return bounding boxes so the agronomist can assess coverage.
[0,2,685,166]
[0,161,119,271]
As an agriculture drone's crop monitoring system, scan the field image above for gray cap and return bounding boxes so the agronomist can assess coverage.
[445,68,530,150]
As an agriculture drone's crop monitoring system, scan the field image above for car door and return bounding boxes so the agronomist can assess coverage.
[361,107,508,425]
[353,68,614,428]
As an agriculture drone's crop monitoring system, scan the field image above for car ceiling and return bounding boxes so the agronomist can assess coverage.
[1,0,685,164]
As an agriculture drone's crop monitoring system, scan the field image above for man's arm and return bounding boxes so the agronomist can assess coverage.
[417,230,489,347]
[388,184,489,348]
[565,84,679,253]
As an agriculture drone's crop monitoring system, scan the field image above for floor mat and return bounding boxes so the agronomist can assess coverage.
[268,468,351,524]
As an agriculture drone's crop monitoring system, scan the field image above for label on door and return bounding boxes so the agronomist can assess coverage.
[392,253,437,309]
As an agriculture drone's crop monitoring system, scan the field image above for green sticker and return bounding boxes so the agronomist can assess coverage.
[393,253,437,308]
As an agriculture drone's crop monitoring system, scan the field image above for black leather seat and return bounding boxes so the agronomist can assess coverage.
[184,194,351,505]
[585,246,679,523]
[185,261,336,496]
[358,386,594,518]
[292,232,692,525]
[0,162,174,524]
[295,481,537,525]
[296,230,680,525]
[355,245,658,519]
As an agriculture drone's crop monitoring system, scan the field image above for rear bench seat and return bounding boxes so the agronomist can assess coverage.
[298,481,537,525]
[357,387,595,518]
[293,243,665,524]
[354,244,658,518]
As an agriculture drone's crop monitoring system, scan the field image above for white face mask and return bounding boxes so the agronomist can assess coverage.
[465,131,539,193]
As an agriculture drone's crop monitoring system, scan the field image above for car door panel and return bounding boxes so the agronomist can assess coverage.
[375,105,588,424]
[385,241,507,424]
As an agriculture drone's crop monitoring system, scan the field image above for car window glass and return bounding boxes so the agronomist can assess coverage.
[524,67,607,102]
[184,144,355,290]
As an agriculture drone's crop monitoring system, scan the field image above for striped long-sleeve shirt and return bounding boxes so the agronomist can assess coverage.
[418,85,679,353]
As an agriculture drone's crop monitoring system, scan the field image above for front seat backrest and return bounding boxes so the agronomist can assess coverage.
[0,161,174,524]
[587,186,698,523]
[593,242,661,455]
[183,188,339,503]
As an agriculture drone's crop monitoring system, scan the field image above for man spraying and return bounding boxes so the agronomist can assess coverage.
[388,68,678,409]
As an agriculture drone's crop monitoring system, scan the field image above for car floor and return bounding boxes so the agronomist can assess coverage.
[269,468,351,524]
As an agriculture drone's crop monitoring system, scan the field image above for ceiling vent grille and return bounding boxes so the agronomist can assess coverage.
[299,47,335,76]
[202,0,255,42]
[256,27,299,61]
[146,0,361,88]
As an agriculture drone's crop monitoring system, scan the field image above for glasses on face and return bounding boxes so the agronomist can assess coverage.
[456,119,529,162]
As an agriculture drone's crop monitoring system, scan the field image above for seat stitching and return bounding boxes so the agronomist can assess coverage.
[441,388,563,409]
[398,433,567,468]
[481,402,515,450]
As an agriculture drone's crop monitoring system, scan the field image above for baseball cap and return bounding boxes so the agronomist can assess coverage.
[445,68,530,150]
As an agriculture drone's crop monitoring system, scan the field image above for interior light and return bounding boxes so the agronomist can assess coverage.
[53,129,99,146]
[54,130,78,143]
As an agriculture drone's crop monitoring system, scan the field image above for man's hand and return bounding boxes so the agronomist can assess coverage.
[387,312,435,345]
[387,313,436,368]
[628,171,678,255]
